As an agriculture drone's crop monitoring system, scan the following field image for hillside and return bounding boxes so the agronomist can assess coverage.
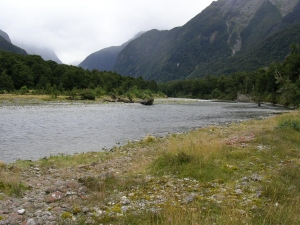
[189,22,300,77]
[114,0,300,81]
[16,44,62,64]
[0,29,11,43]
[78,44,127,71]
[0,36,27,55]
[78,32,144,71]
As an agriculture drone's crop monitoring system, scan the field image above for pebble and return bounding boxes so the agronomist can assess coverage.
[0,151,268,224]
[17,209,26,215]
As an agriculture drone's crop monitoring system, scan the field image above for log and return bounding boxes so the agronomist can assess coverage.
[105,93,153,105]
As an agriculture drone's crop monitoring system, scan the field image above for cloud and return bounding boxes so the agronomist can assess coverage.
[0,0,214,65]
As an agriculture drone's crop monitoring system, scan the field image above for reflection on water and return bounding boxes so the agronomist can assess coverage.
[0,101,288,163]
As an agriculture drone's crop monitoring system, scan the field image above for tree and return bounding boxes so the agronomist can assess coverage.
[0,71,14,91]
[11,63,34,89]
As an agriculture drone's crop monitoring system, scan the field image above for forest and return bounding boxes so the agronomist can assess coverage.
[0,51,161,100]
[0,44,299,107]
[159,44,300,107]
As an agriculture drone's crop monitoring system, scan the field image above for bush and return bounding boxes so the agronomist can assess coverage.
[80,89,95,100]
[278,119,300,132]
[20,85,28,95]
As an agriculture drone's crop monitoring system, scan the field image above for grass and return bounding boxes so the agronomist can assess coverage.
[0,161,29,197]
[1,110,300,224]
[0,93,102,105]
[146,110,300,224]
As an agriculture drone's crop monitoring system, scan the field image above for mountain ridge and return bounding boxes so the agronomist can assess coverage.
[113,0,300,81]
[0,30,27,55]
[15,43,62,64]
[0,29,11,43]
[78,31,145,71]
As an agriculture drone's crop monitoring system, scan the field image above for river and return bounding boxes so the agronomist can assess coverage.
[0,99,288,163]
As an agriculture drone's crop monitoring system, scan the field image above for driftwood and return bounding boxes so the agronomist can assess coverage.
[104,93,154,105]
[138,98,154,105]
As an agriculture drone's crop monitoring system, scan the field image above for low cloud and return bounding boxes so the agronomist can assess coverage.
[0,0,213,65]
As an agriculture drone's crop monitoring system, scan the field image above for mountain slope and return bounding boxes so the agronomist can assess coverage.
[78,32,144,71]
[114,0,300,81]
[0,29,11,43]
[78,44,127,71]
[0,35,27,55]
[192,22,300,77]
[16,44,62,64]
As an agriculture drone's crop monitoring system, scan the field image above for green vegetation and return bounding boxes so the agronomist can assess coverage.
[160,44,300,107]
[0,35,27,55]
[0,161,29,197]
[0,50,162,100]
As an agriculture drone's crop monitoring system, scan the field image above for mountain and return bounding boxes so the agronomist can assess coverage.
[0,30,27,55]
[78,44,127,71]
[114,0,300,81]
[16,44,62,64]
[78,32,144,71]
[0,29,11,43]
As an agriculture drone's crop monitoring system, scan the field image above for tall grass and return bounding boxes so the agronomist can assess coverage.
[0,161,29,197]
[146,110,300,224]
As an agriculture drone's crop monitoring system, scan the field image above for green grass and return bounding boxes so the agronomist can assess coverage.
[0,162,29,197]
[146,110,300,224]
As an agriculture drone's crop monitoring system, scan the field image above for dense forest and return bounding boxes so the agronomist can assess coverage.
[0,51,161,100]
[0,44,299,107]
[159,44,300,107]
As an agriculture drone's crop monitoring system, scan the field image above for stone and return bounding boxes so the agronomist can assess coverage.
[17,208,25,215]
[121,206,130,212]
[184,193,196,203]
[44,191,65,203]
[66,181,79,189]
[251,174,263,181]
[8,213,23,224]
[120,196,131,205]
[235,189,243,195]
[210,194,225,202]
[25,218,37,225]
[45,186,62,194]
[242,177,249,182]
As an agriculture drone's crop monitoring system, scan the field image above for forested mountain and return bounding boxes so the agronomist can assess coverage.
[159,44,300,107]
[114,0,300,81]
[78,44,127,71]
[78,32,144,71]
[0,30,27,55]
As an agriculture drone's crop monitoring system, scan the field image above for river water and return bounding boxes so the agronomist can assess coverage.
[0,100,288,163]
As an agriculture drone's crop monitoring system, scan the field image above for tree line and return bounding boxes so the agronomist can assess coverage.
[0,51,161,99]
[159,44,300,107]
[1,44,299,107]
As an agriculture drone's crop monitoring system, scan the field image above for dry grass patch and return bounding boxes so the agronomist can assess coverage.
[0,162,28,197]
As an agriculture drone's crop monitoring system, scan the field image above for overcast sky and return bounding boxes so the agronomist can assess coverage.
[0,0,214,65]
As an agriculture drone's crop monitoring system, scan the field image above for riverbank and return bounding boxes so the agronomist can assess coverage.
[0,94,203,106]
[0,94,108,106]
[0,108,299,224]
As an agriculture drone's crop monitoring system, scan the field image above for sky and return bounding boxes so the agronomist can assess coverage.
[0,0,214,65]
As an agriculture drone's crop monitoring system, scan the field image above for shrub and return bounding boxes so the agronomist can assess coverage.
[0,181,29,197]
[20,85,28,95]
[80,89,95,100]
[278,119,300,132]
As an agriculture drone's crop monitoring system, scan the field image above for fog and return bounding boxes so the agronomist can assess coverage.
[0,0,214,65]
